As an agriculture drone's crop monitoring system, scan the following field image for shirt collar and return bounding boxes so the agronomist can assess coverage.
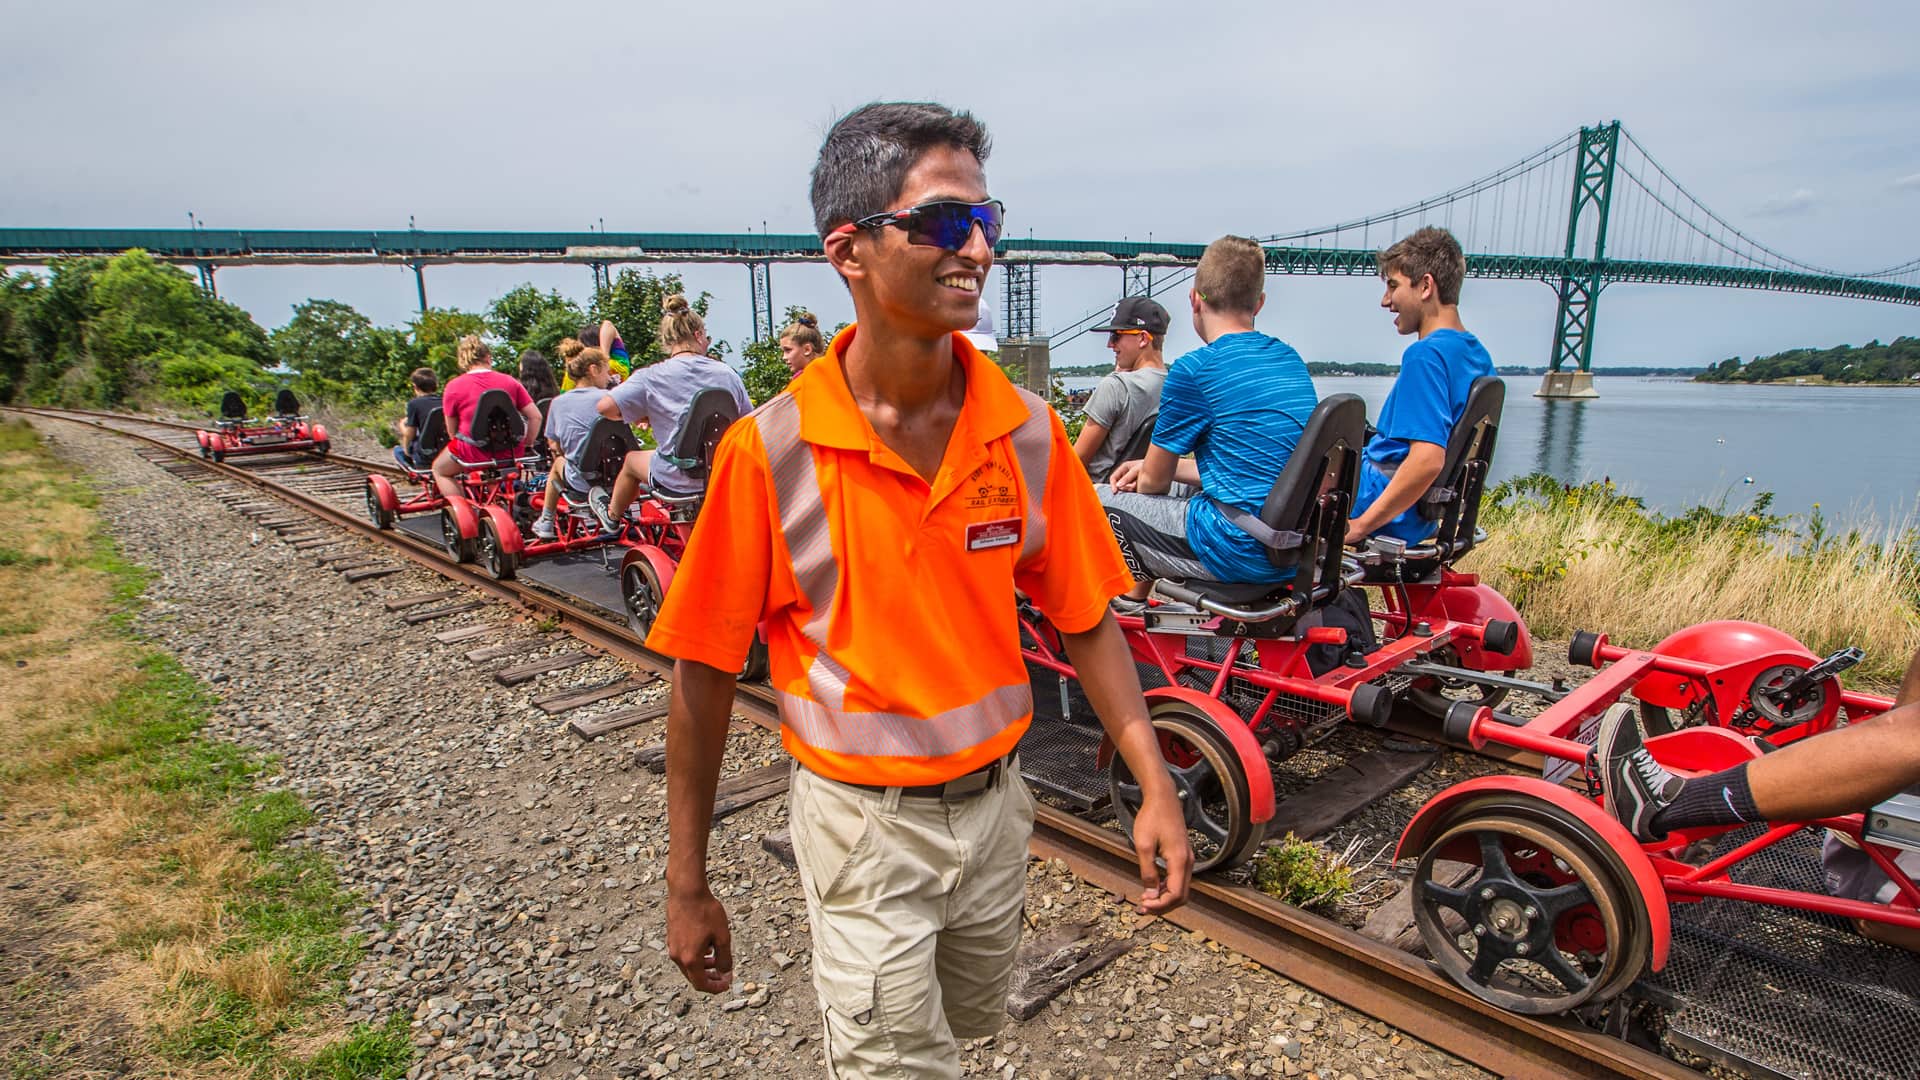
[792,323,1032,452]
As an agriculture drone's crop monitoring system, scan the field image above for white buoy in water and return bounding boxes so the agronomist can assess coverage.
[1743,476,1755,484]
[1716,437,1726,444]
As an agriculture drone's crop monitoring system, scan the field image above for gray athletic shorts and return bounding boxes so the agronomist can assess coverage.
[1095,484,1211,582]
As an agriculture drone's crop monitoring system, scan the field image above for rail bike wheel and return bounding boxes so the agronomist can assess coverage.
[364,478,394,530]
[439,507,476,564]
[210,449,225,463]
[738,629,770,683]
[1405,645,1508,721]
[1109,702,1265,874]
[1411,802,1651,1015]
[621,559,665,639]
[478,516,517,581]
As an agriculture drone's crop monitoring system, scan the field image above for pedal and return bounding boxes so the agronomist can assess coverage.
[1774,646,1865,698]
[1864,791,1920,855]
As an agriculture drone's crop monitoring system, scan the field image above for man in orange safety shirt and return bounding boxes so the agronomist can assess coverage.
[645,101,1193,1077]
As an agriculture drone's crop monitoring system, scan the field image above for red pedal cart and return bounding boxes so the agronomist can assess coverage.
[198,390,329,462]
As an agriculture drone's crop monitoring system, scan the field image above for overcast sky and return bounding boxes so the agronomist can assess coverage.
[6,0,1920,373]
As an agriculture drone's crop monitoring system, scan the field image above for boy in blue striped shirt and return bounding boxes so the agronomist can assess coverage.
[1102,235,1319,604]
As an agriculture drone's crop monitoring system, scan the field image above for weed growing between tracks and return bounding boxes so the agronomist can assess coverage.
[1468,472,1920,686]
[0,419,411,1079]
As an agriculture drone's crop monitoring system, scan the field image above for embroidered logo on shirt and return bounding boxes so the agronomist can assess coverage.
[964,461,1020,510]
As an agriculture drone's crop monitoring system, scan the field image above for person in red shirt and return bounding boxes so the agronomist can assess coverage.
[647,102,1192,1078]
[432,334,542,501]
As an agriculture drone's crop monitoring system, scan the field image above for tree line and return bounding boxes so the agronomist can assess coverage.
[0,249,806,412]
[1694,337,1920,385]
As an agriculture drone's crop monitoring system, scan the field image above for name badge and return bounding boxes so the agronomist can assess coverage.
[965,518,1022,552]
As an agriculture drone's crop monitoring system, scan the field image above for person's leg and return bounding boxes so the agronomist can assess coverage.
[431,447,464,501]
[1899,647,1920,706]
[788,768,958,1079]
[1599,652,1920,839]
[533,464,561,538]
[1095,486,1212,609]
[934,765,1032,1042]
[393,445,409,469]
[604,449,655,522]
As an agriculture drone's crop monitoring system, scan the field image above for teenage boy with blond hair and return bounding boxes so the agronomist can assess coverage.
[1102,235,1318,603]
[1348,226,1494,542]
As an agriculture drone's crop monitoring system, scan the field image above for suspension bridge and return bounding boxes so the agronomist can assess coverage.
[5,121,1917,398]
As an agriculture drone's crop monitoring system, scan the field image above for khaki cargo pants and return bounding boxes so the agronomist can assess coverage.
[788,760,1034,1078]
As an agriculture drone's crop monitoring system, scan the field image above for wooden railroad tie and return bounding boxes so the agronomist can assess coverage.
[292,540,344,552]
[569,700,670,740]
[464,638,554,663]
[1004,922,1135,1021]
[1262,746,1439,842]
[432,624,494,645]
[401,600,487,624]
[534,676,654,715]
[384,590,463,612]
[328,559,384,573]
[493,651,592,686]
[343,566,406,583]
[760,830,796,869]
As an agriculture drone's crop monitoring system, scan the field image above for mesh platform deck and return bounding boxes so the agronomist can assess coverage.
[1019,662,1108,809]
[1638,825,1920,1080]
[516,552,626,617]
[396,514,442,545]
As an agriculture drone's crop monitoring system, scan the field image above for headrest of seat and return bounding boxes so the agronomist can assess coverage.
[273,389,301,416]
[1117,415,1158,465]
[1420,377,1504,522]
[577,418,642,486]
[670,387,742,480]
[467,388,526,454]
[415,408,450,461]
[220,391,247,420]
[1254,394,1367,570]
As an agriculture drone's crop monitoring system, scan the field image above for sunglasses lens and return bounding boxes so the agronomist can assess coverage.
[907,201,1003,249]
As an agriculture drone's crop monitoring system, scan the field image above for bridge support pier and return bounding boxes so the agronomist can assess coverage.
[411,262,428,314]
[196,263,217,297]
[1000,339,1052,396]
[1536,370,1598,399]
[748,261,774,343]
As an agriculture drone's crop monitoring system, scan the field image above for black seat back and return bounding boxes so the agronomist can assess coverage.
[273,389,301,417]
[1117,414,1158,464]
[1421,377,1503,559]
[576,418,642,487]
[415,408,450,464]
[466,388,525,455]
[1251,394,1367,592]
[670,387,741,482]
[220,391,247,420]
[533,396,553,443]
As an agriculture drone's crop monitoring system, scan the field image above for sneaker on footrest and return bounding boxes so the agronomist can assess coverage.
[1595,702,1685,842]
[531,515,557,540]
[586,486,619,535]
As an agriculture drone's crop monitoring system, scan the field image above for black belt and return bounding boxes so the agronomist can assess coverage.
[840,753,1016,801]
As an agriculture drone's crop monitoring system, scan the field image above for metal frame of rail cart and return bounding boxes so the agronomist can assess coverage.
[1019,380,1531,873]
[1397,625,1913,1016]
[197,389,329,462]
[362,389,529,565]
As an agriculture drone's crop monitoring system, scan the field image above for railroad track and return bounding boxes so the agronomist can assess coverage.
[9,405,1697,1080]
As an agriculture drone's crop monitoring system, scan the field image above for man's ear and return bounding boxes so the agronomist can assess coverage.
[1253,293,1267,318]
[824,229,865,283]
[1188,287,1202,315]
[1419,273,1437,303]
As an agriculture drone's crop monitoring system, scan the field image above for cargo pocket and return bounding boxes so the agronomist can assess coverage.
[812,952,903,1077]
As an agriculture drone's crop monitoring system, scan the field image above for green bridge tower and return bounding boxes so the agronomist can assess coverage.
[1538,121,1619,398]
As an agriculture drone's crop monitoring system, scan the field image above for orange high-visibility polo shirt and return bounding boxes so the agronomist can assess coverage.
[646,325,1133,787]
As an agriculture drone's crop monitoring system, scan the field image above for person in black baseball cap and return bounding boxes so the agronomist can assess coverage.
[1074,295,1171,483]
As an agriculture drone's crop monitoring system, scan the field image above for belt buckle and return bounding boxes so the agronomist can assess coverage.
[941,762,996,800]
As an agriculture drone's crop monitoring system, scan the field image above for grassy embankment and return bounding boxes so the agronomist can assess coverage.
[0,418,410,1079]
[1465,473,1920,687]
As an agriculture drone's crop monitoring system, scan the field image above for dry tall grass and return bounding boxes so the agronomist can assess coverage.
[1463,475,1920,686]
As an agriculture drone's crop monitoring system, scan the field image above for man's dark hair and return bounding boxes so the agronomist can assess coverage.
[409,367,438,394]
[1378,226,1467,306]
[578,323,601,348]
[810,102,992,237]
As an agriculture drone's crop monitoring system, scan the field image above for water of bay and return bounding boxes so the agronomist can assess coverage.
[1062,373,1919,523]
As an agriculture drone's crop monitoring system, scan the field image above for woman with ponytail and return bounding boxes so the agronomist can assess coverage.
[778,310,827,377]
[593,295,751,527]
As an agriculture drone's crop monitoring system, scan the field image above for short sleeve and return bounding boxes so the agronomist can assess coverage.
[645,419,775,670]
[1081,374,1128,428]
[1014,411,1135,634]
[1379,342,1453,448]
[509,379,534,409]
[608,372,652,425]
[1151,351,1208,455]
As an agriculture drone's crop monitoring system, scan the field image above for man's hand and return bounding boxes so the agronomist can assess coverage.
[1128,785,1193,913]
[1109,459,1143,491]
[667,884,734,993]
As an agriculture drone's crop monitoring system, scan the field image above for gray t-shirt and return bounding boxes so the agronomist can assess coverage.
[1081,366,1166,482]
[607,353,752,492]
[544,386,611,490]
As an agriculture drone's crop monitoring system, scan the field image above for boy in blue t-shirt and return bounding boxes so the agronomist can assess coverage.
[1102,236,1319,601]
[1349,226,1494,543]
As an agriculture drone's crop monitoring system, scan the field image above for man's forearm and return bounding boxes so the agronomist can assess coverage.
[666,659,738,894]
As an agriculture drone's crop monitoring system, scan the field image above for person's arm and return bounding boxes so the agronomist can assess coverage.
[1071,420,1111,470]
[664,658,737,993]
[399,418,417,451]
[1348,439,1444,538]
[1130,445,1201,494]
[1059,615,1193,912]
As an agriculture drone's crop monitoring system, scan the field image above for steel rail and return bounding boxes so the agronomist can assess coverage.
[10,405,1696,1080]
